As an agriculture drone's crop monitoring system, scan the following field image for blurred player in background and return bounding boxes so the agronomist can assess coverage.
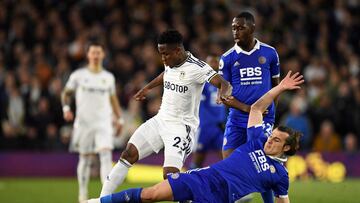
[189,55,227,169]
[219,11,281,203]
[99,29,233,198]
[85,71,304,203]
[61,42,124,203]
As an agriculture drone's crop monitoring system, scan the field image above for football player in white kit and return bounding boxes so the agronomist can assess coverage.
[61,42,124,203]
[97,29,233,199]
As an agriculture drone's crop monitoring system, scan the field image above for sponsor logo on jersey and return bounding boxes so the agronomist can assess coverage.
[249,149,270,173]
[240,67,263,85]
[164,81,189,93]
[82,86,108,94]
[258,56,267,64]
[233,61,240,66]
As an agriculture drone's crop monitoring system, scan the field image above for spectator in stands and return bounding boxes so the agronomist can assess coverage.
[313,120,342,152]
[344,132,358,154]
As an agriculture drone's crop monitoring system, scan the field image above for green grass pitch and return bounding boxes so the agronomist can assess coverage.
[0,178,359,203]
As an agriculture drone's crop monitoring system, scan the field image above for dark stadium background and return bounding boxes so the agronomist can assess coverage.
[0,0,359,203]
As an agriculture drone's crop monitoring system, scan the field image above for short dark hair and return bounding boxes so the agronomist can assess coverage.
[157,29,183,45]
[86,41,105,52]
[236,11,255,24]
[277,125,302,156]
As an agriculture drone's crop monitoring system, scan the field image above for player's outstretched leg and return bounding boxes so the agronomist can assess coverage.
[100,143,139,197]
[86,180,174,203]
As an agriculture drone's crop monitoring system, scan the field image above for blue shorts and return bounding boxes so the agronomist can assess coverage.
[196,124,224,152]
[223,122,273,151]
[167,167,229,203]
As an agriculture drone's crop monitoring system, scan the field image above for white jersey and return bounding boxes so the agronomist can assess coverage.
[65,67,115,127]
[158,53,217,129]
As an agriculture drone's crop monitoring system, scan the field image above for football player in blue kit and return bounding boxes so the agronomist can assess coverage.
[219,11,281,203]
[84,71,304,203]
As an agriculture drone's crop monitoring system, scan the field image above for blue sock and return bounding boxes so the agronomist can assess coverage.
[261,190,274,203]
[100,188,142,203]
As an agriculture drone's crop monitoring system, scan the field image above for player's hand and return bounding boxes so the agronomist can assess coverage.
[63,110,74,122]
[114,122,123,136]
[279,71,304,91]
[133,87,149,101]
[217,83,233,103]
[114,117,124,136]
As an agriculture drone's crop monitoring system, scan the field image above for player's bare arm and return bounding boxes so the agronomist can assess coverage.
[208,74,233,101]
[134,72,164,101]
[275,197,290,203]
[61,88,75,122]
[248,71,304,128]
[110,94,124,135]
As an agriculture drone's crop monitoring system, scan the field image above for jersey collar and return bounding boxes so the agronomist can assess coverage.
[172,51,191,68]
[234,39,260,55]
[268,154,288,163]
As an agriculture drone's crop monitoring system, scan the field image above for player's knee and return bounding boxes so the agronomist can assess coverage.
[120,144,139,164]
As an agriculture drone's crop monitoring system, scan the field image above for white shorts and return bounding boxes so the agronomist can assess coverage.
[70,124,114,154]
[128,115,195,170]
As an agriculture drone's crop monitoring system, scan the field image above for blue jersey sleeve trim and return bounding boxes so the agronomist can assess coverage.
[272,74,280,78]
[247,125,265,141]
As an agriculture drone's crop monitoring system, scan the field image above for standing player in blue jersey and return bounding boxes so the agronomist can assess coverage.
[219,11,281,203]
[189,55,228,169]
[220,11,280,158]
[83,71,304,203]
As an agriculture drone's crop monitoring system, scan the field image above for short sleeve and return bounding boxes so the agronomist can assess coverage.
[218,56,231,82]
[273,175,289,199]
[270,50,280,79]
[109,74,116,95]
[194,64,217,84]
[65,71,79,90]
[247,124,267,143]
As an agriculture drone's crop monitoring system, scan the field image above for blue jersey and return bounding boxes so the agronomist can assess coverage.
[195,83,227,152]
[219,39,280,127]
[199,83,227,126]
[168,125,289,202]
[212,125,289,200]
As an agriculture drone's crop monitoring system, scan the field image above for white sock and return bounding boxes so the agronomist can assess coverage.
[100,158,132,197]
[99,150,113,184]
[77,155,92,201]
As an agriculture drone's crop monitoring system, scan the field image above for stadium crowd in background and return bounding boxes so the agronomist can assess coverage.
[0,0,359,152]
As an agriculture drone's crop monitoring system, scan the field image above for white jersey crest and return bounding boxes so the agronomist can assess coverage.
[158,53,217,128]
[65,67,115,126]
